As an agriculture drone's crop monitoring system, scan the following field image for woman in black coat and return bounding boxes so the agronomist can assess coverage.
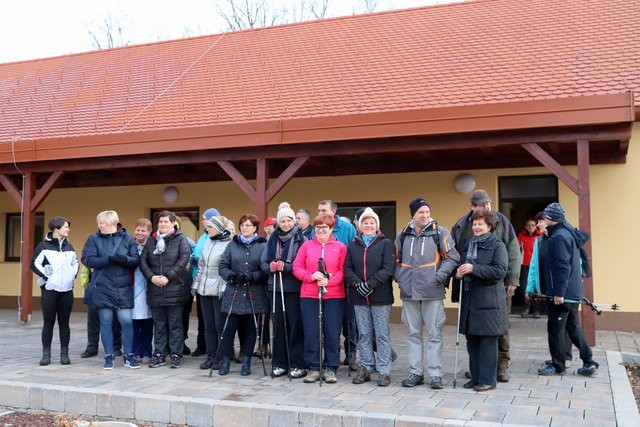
[455,209,508,392]
[139,211,192,369]
[218,213,268,376]
[259,202,307,379]
[344,207,395,387]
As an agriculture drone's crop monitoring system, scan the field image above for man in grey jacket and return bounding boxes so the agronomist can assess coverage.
[395,197,460,389]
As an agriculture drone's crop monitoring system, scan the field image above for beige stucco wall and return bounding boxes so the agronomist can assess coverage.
[0,124,638,317]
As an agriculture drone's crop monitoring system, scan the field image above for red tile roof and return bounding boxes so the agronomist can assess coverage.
[1,0,639,144]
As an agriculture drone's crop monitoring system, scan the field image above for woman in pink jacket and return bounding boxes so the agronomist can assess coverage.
[293,213,347,384]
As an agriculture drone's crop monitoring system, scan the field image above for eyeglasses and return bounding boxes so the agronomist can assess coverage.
[314,225,330,231]
[239,223,255,228]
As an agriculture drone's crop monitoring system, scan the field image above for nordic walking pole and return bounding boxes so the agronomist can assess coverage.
[453,278,463,388]
[209,287,237,378]
[269,271,277,377]
[248,286,268,376]
[318,257,329,387]
[279,270,292,381]
[346,287,352,377]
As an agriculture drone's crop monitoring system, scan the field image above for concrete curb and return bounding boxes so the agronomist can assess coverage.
[607,351,640,427]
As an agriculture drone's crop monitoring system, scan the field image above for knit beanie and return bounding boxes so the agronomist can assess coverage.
[276,202,295,225]
[206,216,227,233]
[358,207,380,231]
[409,197,430,217]
[469,189,491,205]
[203,208,220,219]
[543,202,565,222]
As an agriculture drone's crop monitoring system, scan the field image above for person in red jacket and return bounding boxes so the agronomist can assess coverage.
[517,218,542,317]
[293,213,347,384]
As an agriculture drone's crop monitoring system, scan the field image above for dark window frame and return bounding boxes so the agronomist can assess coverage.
[5,212,45,262]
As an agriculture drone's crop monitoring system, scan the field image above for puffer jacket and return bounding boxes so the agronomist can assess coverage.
[31,232,79,292]
[545,222,585,300]
[192,233,232,297]
[344,232,395,306]
[218,235,268,315]
[140,229,192,307]
[394,220,459,301]
[260,227,306,293]
[458,233,509,337]
[81,228,140,309]
[293,235,347,300]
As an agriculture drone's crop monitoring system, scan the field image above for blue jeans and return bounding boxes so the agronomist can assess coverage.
[98,308,133,356]
[301,297,345,372]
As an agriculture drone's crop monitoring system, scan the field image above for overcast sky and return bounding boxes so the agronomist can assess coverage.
[0,0,463,63]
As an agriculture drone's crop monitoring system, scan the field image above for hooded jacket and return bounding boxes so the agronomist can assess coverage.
[31,232,79,292]
[218,235,268,315]
[458,233,509,336]
[394,219,460,301]
[140,229,192,307]
[81,228,140,309]
[545,221,587,300]
[344,232,395,306]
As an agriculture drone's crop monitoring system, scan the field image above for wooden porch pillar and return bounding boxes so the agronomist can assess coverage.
[218,157,309,234]
[521,141,596,345]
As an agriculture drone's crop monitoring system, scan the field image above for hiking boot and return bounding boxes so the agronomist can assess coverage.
[124,353,140,369]
[323,370,337,383]
[170,354,182,369]
[429,376,443,389]
[546,359,571,369]
[377,374,391,387]
[352,366,371,384]
[81,349,98,358]
[401,373,424,387]
[103,354,114,370]
[348,355,358,371]
[199,357,214,370]
[60,348,70,365]
[148,354,166,368]
[39,348,51,366]
[473,383,496,392]
[538,364,564,376]
[497,370,510,383]
[290,368,307,378]
[464,370,471,379]
[577,361,599,376]
[218,357,231,375]
[272,366,287,377]
[303,370,321,383]
[240,356,251,376]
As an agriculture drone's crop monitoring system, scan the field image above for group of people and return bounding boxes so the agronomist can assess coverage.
[30,190,599,390]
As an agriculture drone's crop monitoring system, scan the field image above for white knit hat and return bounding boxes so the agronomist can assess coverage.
[276,202,295,225]
[358,207,380,230]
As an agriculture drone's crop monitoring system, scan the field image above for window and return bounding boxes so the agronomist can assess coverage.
[5,212,45,262]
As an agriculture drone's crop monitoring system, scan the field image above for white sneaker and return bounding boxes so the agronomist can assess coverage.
[272,366,287,377]
[290,368,308,378]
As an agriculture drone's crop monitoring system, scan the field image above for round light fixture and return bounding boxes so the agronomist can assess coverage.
[162,186,179,204]
[454,173,476,194]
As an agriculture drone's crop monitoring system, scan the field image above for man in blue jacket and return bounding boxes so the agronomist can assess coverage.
[537,202,598,376]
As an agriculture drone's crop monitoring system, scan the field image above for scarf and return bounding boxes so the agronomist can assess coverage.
[239,233,259,245]
[153,229,176,255]
[266,226,299,264]
[362,232,377,247]
[463,232,492,291]
[210,230,230,241]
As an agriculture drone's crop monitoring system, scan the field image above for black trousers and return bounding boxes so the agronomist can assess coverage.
[269,291,305,369]
[85,303,121,352]
[41,288,74,349]
[547,301,593,371]
[466,334,498,386]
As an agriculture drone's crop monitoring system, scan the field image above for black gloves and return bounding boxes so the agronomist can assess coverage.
[238,273,251,285]
[108,254,128,266]
[189,256,199,267]
[190,288,197,297]
[354,281,373,298]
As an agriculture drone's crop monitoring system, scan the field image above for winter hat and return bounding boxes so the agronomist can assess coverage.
[469,189,491,205]
[358,207,380,231]
[203,208,220,220]
[206,216,227,233]
[264,217,276,228]
[276,202,295,225]
[409,197,430,217]
[543,202,565,222]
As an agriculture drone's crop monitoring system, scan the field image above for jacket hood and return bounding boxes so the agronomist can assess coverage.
[402,219,437,236]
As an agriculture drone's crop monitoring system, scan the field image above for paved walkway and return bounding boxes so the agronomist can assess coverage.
[0,309,638,426]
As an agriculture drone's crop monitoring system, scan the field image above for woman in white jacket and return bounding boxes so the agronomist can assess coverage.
[30,216,79,366]
[192,215,233,370]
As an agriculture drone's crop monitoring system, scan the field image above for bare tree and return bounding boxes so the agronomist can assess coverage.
[352,0,378,14]
[87,13,131,49]
[215,0,283,31]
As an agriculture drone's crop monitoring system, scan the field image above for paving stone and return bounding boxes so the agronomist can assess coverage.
[65,389,96,416]
[0,383,29,408]
[110,392,135,420]
[135,395,172,424]
[298,407,344,426]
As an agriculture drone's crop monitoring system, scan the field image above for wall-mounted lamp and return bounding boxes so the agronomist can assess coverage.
[454,173,476,194]
[162,186,179,204]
